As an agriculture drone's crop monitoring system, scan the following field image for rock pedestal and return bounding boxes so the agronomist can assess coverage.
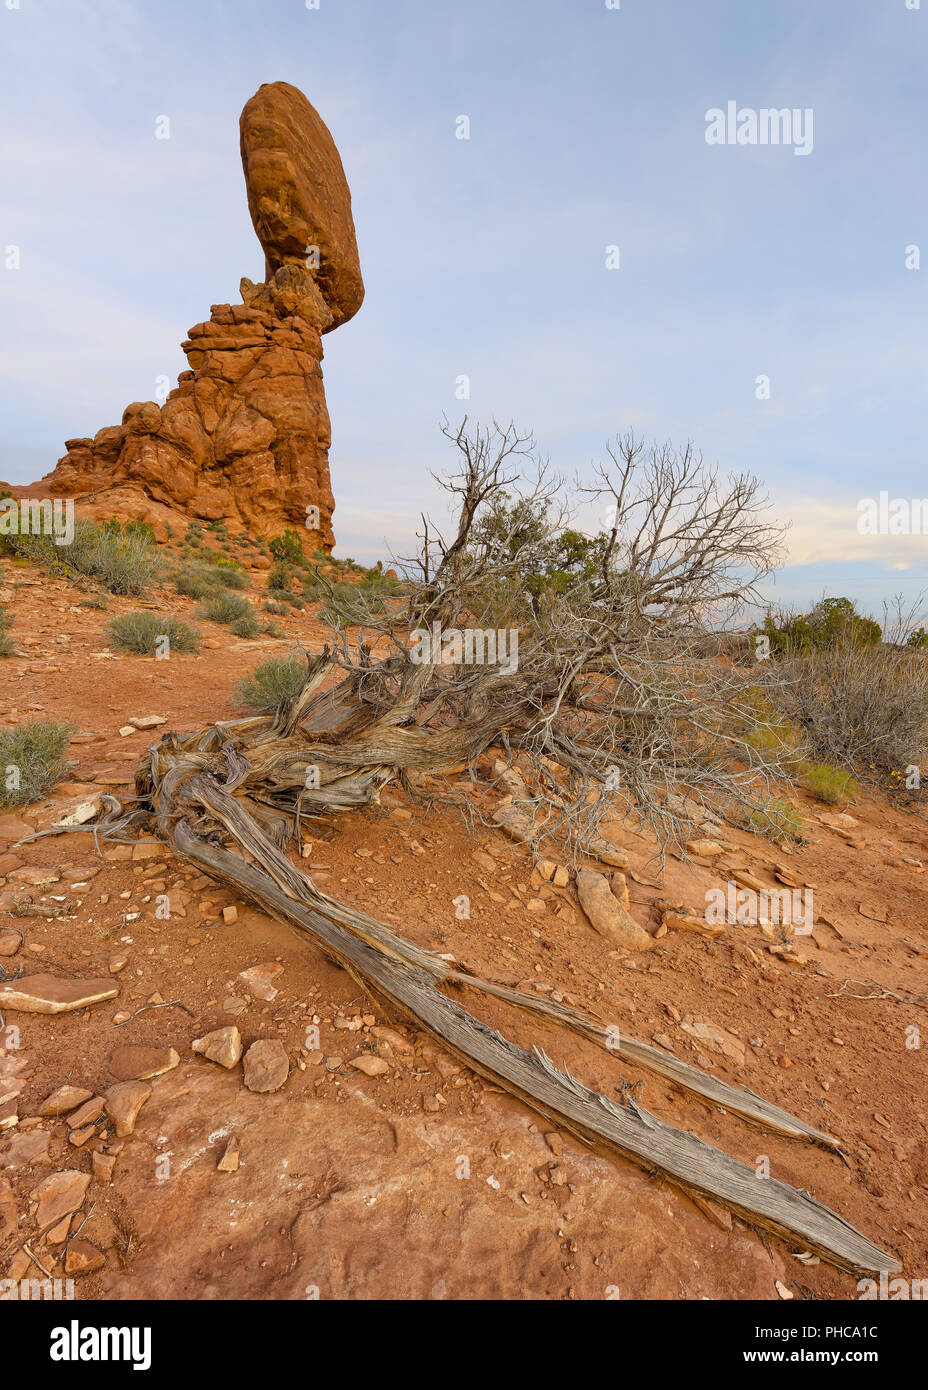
[36,81,363,547]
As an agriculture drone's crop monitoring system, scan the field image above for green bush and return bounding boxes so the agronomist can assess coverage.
[107,612,200,655]
[748,799,805,845]
[800,761,857,806]
[174,560,247,599]
[3,518,159,595]
[230,612,261,638]
[237,655,308,713]
[0,719,74,809]
[761,597,882,657]
[267,563,292,595]
[0,606,15,657]
[269,530,305,565]
[197,591,255,627]
[264,600,289,616]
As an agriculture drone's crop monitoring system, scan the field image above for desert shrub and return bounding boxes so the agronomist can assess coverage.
[761,597,882,657]
[107,612,200,654]
[748,799,804,844]
[263,600,289,616]
[197,591,255,627]
[78,595,108,611]
[230,612,261,638]
[211,558,248,588]
[0,719,74,809]
[175,561,248,598]
[800,761,857,806]
[262,621,285,638]
[766,643,928,777]
[0,606,14,657]
[269,530,305,565]
[237,655,307,713]
[301,572,326,600]
[102,516,158,546]
[2,518,158,595]
[267,563,292,594]
[174,564,220,599]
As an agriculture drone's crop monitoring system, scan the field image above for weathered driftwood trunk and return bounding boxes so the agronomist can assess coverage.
[98,657,900,1278]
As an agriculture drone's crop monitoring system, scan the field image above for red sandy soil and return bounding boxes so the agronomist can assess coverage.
[0,548,926,1301]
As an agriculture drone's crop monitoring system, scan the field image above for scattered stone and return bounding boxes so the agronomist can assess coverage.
[65,1239,106,1276]
[0,930,22,957]
[118,726,136,737]
[222,905,238,925]
[576,869,653,952]
[192,1026,242,1069]
[33,1169,90,1228]
[222,995,248,1016]
[67,1097,104,1129]
[216,1136,241,1172]
[91,1150,116,1184]
[38,1086,93,1117]
[129,715,167,730]
[0,1128,50,1168]
[680,1018,745,1065]
[243,1039,289,1093]
[0,974,117,1014]
[47,1214,72,1243]
[103,1081,152,1137]
[661,910,725,940]
[686,838,724,858]
[348,1054,389,1077]
[238,962,283,1002]
[7,866,60,886]
[108,951,130,974]
[109,1045,180,1081]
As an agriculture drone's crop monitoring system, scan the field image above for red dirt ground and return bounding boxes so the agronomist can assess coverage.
[1,549,926,1300]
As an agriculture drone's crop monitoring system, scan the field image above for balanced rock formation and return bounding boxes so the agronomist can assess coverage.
[37,82,363,547]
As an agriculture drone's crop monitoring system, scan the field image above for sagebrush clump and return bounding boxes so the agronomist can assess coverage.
[237,655,308,713]
[107,612,201,655]
[0,719,74,809]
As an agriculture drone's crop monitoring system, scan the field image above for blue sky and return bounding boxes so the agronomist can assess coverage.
[1,0,927,618]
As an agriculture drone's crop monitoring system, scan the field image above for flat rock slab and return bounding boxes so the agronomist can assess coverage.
[38,1085,94,1117]
[33,1169,90,1228]
[0,974,118,1014]
[0,1128,50,1169]
[65,1239,106,1276]
[109,1045,180,1081]
[243,1039,289,1093]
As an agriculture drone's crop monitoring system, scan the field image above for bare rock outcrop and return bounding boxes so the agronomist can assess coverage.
[36,81,363,546]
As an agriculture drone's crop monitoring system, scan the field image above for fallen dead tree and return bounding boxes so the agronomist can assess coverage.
[52,423,899,1274]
